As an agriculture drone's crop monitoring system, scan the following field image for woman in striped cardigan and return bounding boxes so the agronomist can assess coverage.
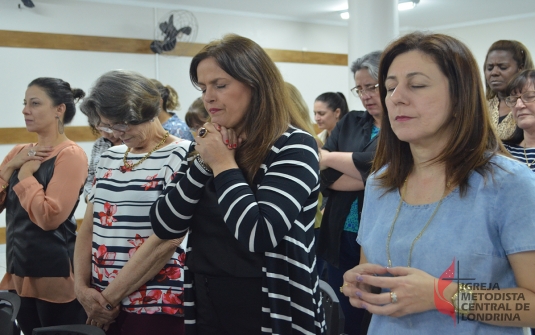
[150,34,325,335]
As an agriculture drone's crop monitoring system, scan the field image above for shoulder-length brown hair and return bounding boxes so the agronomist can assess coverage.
[190,34,311,183]
[373,32,506,195]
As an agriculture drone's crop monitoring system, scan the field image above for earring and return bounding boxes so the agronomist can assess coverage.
[56,115,64,134]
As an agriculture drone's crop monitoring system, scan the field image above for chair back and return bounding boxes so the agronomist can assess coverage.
[0,291,21,335]
[32,324,106,335]
[319,279,345,335]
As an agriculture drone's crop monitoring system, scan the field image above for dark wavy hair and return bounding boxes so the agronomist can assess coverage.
[28,77,85,124]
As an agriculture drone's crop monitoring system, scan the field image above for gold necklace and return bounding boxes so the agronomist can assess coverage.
[120,132,169,173]
[386,179,448,268]
[522,143,535,168]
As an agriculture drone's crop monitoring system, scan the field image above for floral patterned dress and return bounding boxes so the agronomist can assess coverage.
[88,140,193,316]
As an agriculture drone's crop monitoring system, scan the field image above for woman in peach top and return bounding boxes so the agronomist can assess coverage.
[0,77,88,334]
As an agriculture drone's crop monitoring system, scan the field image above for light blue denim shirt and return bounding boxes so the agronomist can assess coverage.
[357,154,535,335]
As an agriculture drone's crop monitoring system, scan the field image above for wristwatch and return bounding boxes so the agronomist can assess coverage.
[451,283,473,315]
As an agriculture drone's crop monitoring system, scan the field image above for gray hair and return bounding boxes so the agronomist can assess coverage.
[80,70,160,127]
[350,50,382,80]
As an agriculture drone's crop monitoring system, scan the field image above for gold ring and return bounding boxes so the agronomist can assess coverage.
[390,291,398,303]
[339,282,349,293]
[198,127,209,138]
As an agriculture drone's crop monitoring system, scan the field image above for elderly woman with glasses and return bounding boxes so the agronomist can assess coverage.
[503,70,535,173]
[74,70,193,335]
[316,50,382,335]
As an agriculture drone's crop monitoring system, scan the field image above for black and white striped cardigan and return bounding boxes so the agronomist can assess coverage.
[150,126,326,335]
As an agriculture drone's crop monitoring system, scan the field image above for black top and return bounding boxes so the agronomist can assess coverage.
[151,127,325,334]
[317,110,378,267]
[5,157,80,277]
[186,176,264,277]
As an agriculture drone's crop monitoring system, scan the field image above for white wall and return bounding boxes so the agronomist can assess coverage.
[0,0,349,226]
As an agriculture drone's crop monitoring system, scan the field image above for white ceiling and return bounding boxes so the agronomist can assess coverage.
[80,0,535,30]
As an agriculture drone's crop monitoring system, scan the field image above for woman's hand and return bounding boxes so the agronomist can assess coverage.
[76,285,120,329]
[18,159,42,181]
[0,145,52,181]
[344,265,437,317]
[7,145,51,170]
[342,263,388,305]
[195,123,240,175]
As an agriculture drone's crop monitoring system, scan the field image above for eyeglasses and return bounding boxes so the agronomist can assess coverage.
[505,91,535,108]
[351,84,379,98]
[97,118,153,134]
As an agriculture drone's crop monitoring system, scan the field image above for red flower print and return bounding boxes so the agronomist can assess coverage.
[107,269,120,282]
[177,252,186,267]
[103,169,112,179]
[142,174,159,190]
[128,234,146,258]
[91,177,97,187]
[162,288,183,315]
[127,286,162,314]
[93,244,116,282]
[155,260,182,282]
[98,202,117,226]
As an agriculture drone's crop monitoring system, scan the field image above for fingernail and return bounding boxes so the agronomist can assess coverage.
[105,304,112,310]
[228,145,232,149]
[361,303,367,310]
[233,144,237,148]
[357,276,363,282]
[225,139,229,143]
[356,291,362,298]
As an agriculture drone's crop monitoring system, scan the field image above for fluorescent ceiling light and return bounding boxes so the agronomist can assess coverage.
[398,0,419,11]
[340,12,350,20]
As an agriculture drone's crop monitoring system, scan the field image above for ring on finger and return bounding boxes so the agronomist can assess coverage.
[339,282,349,293]
[198,127,209,138]
[27,149,36,157]
[390,291,398,304]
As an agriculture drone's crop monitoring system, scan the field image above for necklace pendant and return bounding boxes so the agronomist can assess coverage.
[119,165,132,173]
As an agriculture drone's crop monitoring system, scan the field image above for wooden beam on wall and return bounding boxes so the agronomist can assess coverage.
[0,126,97,145]
[0,30,347,66]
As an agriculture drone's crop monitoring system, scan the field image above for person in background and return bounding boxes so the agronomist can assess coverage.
[484,40,533,140]
[317,51,382,335]
[314,92,349,144]
[151,79,194,141]
[74,70,192,335]
[0,77,88,334]
[343,31,535,335]
[83,122,122,200]
[150,34,325,335]
[184,97,209,133]
[503,69,535,173]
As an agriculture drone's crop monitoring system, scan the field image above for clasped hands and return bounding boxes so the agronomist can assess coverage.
[195,122,241,173]
[341,263,439,318]
[76,285,120,330]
